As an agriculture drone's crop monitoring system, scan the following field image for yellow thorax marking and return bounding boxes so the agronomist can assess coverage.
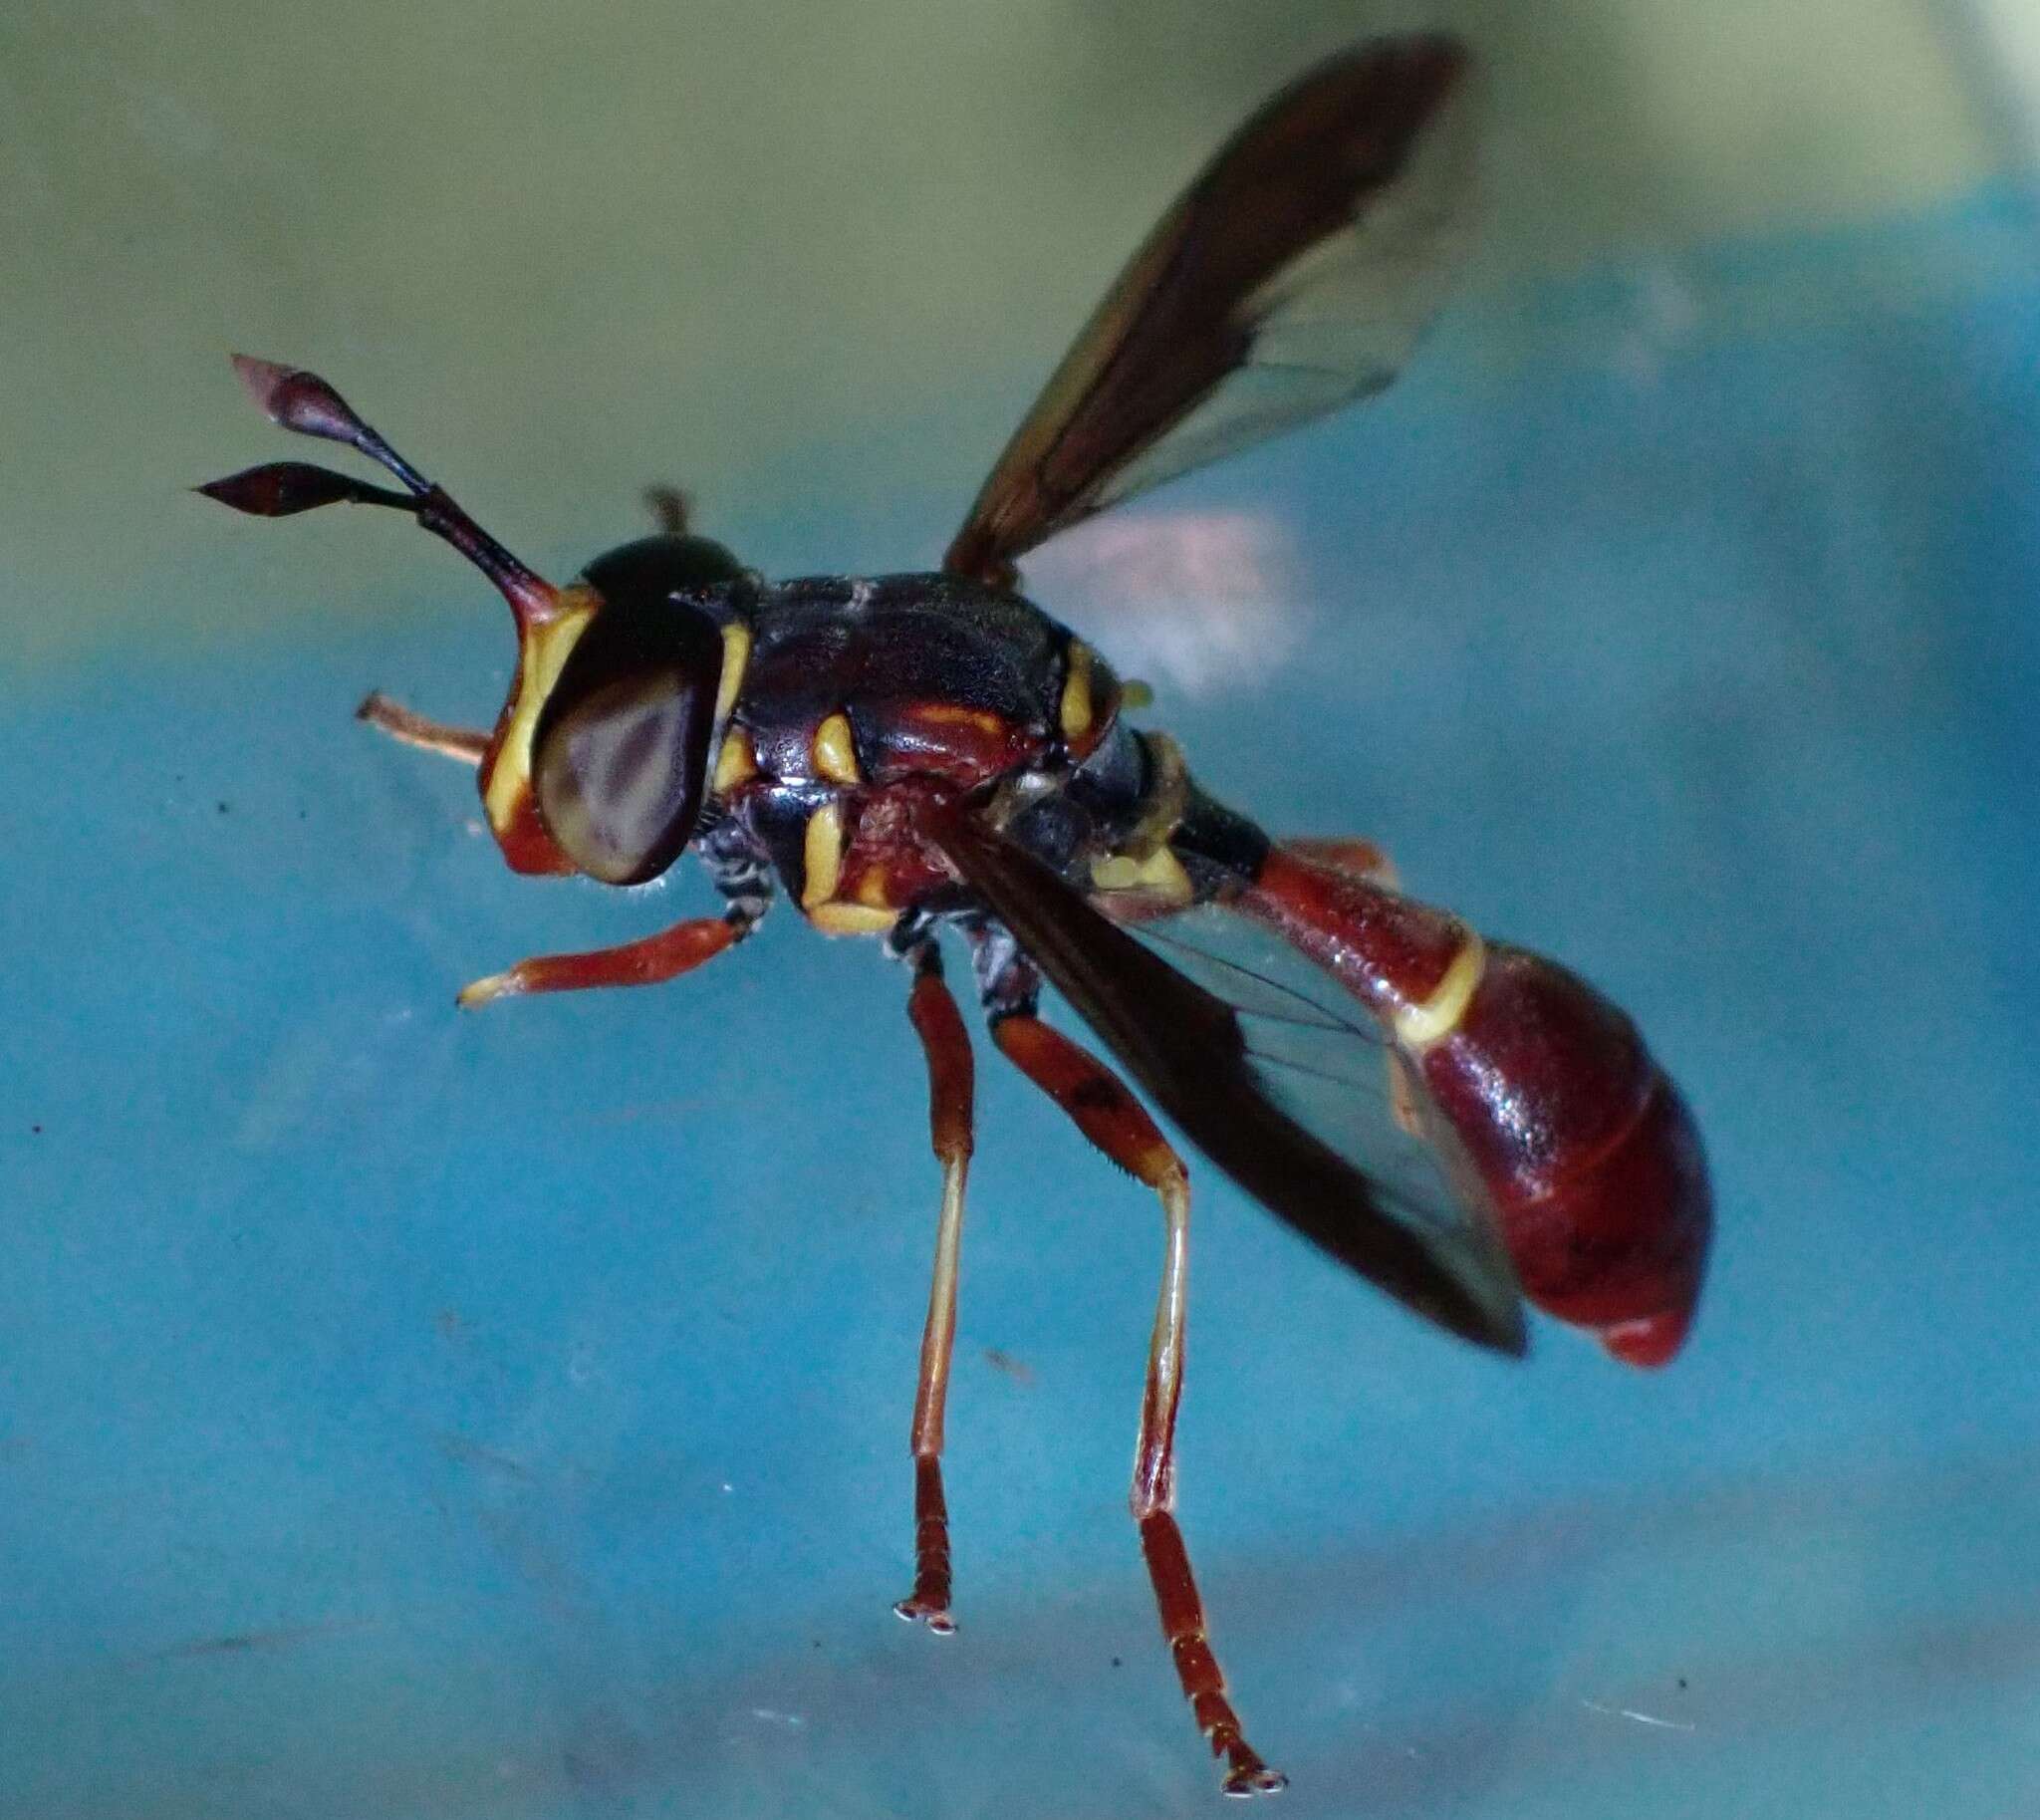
[811,711,860,785]
[1394,933,1487,1051]
[483,595,597,834]
[809,901,897,936]
[715,623,751,725]
[911,701,1006,735]
[801,815,896,934]
[1090,843,1192,906]
[800,801,845,909]
[1060,641,1095,742]
[1122,730,1188,858]
[712,727,757,795]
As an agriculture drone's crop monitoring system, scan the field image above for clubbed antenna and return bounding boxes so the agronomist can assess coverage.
[200,355,560,628]
[197,461,417,517]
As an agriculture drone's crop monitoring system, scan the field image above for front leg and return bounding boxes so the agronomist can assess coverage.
[459,836,773,1007]
[357,691,489,765]
[456,914,747,1008]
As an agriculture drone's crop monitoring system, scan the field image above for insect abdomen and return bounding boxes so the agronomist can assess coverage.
[1240,845,1712,1366]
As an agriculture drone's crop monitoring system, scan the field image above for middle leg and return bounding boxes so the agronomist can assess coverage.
[893,940,975,1632]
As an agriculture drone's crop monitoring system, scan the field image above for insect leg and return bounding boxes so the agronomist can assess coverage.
[892,940,975,1633]
[455,916,744,1008]
[643,486,691,534]
[356,690,489,766]
[458,849,771,1008]
[988,1005,1285,1797]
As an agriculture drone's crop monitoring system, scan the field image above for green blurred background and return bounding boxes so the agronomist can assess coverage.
[2,0,2028,666]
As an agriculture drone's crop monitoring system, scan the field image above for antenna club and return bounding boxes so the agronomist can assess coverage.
[229,354,369,445]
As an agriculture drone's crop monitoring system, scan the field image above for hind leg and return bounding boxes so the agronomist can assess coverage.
[962,909,1284,1796]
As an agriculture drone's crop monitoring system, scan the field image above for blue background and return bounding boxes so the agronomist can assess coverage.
[5,38,2040,1820]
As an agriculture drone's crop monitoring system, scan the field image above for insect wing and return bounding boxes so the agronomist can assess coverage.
[943,33,1476,587]
[1134,904,1485,1233]
[930,809,1525,1355]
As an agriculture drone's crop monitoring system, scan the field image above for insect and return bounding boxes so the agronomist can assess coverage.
[201,34,1710,1797]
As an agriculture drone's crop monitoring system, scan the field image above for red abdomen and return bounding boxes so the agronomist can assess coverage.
[1241,847,1711,1367]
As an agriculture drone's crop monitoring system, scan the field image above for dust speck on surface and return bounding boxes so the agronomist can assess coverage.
[161,1619,371,1661]
[983,1347,1036,1386]
[435,1430,532,1480]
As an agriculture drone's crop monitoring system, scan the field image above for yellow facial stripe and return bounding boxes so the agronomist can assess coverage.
[712,727,757,795]
[1394,933,1487,1051]
[715,623,751,725]
[800,801,844,909]
[808,901,898,936]
[483,600,597,834]
[1090,843,1191,905]
[811,711,860,785]
[1060,641,1094,742]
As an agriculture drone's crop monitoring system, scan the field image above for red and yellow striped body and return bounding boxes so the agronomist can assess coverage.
[702,573,1128,935]
[1240,846,1710,1367]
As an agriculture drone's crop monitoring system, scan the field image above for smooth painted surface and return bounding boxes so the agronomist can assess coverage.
[5,6,2040,1818]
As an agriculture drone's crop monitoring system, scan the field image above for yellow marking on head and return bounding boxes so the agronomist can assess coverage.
[800,801,844,909]
[808,901,898,936]
[483,596,598,835]
[811,711,861,785]
[1089,844,1192,906]
[1394,933,1487,1051]
[715,622,751,725]
[854,866,893,910]
[1059,641,1095,742]
[712,727,757,795]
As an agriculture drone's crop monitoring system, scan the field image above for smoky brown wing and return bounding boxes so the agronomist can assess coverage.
[943,33,1476,587]
[930,808,1525,1355]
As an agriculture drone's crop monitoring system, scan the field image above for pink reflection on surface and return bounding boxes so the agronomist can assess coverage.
[1023,508,1305,695]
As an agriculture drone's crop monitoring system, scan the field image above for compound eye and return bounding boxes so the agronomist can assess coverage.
[532,603,723,886]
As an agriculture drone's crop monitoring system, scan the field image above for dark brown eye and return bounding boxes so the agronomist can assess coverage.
[532,601,724,885]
